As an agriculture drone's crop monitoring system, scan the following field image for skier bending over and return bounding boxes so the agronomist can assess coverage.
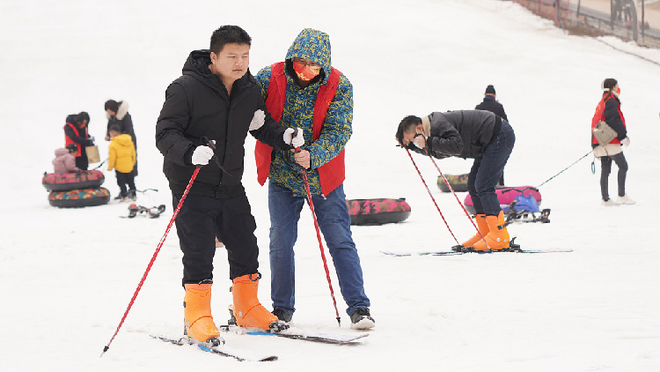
[396,110,515,251]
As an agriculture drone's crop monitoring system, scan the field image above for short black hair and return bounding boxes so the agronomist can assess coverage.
[396,115,422,146]
[210,25,251,54]
[109,124,122,133]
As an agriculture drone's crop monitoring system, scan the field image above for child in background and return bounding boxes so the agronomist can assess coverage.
[107,124,137,201]
[52,144,80,174]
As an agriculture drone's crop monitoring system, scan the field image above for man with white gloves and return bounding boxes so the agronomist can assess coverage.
[155,25,302,346]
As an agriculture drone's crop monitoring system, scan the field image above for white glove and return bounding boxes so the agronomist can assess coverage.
[249,109,265,131]
[283,128,304,148]
[621,137,630,147]
[191,145,214,166]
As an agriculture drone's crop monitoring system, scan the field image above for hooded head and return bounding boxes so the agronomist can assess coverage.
[285,28,332,84]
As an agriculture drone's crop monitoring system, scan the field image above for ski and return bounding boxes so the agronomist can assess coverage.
[459,239,573,254]
[382,239,572,256]
[380,250,463,257]
[461,248,573,254]
[382,248,572,256]
[151,335,278,362]
[219,325,369,345]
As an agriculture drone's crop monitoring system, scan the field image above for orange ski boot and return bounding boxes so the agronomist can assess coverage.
[183,282,222,345]
[472,211,510,251]
[460,214,489,249]
[231,273,279,330]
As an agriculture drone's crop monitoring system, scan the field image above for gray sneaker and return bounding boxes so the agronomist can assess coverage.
[350,308,375,330]
[272,308,293,323]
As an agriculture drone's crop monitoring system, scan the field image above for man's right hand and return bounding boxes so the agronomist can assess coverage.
[293,149,310,169]
[191,145,214,166]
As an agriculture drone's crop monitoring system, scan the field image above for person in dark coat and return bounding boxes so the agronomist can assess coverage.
[475,85,508,121]
[476,85,508,185]
[155,25,303,346]
[64,112,94,170]
[396,110,515,251]
[105,99,138,176]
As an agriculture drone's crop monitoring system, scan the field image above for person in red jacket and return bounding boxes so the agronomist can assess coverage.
[254,28,374,330]
[591,78,634,206]
[64,112,94,170]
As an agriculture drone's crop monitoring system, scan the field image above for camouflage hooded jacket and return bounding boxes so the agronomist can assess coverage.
[255,28,354,197]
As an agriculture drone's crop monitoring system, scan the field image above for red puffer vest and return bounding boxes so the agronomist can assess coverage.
[591,93,625,146]
[255,62,345,196]
[64,122,86,158]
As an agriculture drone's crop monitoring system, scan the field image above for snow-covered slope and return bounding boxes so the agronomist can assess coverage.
[1,0,659,370]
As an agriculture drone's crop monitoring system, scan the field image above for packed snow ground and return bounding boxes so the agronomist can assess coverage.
[1,0,660,371]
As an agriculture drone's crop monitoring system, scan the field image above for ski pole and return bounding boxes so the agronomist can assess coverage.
[536,150,593,188]
[294,145,341,326]
[101,166,201,357]
[404,147,460,245]
[427,155,488,249]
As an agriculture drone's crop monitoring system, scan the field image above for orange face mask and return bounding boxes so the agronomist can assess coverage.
[292,61,321,81]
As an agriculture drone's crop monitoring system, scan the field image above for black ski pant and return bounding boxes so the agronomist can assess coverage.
[115,171,136,197]
[600,151,628,200]
[173,192,260,286]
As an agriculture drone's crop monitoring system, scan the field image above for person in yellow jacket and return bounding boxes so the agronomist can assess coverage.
[108,124,137,201]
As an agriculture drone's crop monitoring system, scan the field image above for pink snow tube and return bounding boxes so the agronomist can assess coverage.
[346,198,411,225]
[463,186,542,214]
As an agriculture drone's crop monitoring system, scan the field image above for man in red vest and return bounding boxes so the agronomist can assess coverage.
[254,28,374,330]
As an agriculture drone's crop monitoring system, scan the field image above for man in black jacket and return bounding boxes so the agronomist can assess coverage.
[156,25,303,346]
[396,110,515,252]
[476,85,508,185]
[475,85,508,121]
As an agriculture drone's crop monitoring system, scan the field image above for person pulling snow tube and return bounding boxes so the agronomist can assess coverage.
[42,170,105,191]
[346,198,411,225]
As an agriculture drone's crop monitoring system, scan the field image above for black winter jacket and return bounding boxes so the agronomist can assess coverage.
[475,96,508,121]
[603,94,627,141]
[413,110,501,159]
[156,50,290,198]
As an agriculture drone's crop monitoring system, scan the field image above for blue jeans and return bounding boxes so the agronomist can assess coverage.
[467,121,515,216]
[268,182,370,316]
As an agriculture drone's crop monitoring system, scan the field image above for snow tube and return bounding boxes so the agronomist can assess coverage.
[42,170,105,191]
[437,173,468,192]
[346,198,411,225]
[48,187,111,208]
[463,186,542,214]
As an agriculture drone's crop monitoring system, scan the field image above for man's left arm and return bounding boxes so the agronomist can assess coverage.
[307,75,353,170]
